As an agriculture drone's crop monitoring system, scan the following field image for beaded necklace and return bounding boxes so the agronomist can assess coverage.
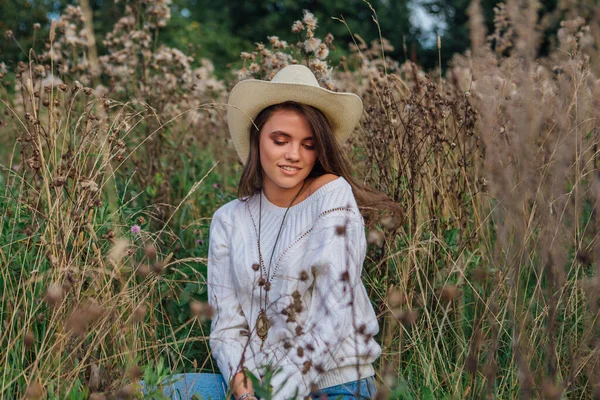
[255,180,307,349]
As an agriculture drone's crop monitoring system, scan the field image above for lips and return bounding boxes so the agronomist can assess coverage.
[279,165,301,175]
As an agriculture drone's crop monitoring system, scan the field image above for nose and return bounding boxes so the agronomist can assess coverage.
[284,145,300,161]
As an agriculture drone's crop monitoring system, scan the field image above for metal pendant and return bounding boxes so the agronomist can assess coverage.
[256,309,270,348]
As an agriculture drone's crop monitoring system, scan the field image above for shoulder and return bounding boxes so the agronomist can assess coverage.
[309,176,362,225]
[308,173,340,195]
[310,175,357,210]
[211,197,246,227]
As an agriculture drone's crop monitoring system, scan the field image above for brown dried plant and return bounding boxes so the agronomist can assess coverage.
[0,2,219,398]
[1,0,600,398]
[234,10,337,89]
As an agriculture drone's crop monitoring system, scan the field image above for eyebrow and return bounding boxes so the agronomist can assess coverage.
[269,131,314,141]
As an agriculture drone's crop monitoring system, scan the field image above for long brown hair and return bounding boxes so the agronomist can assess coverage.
[237,101,400,225]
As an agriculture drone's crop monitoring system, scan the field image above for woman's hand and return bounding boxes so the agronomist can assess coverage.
[231,371,256,399]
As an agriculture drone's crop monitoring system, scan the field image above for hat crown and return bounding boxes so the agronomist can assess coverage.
[272,65,319,87]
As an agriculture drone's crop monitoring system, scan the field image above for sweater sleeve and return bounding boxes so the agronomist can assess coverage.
[208,207,260,386]
[269,209,374,399]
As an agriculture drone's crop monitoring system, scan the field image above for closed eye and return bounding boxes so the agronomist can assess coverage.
[273,139,286,146]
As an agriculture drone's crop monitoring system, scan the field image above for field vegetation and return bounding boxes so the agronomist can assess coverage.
[0,0,599,398]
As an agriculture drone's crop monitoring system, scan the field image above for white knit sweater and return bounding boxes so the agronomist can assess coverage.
[207,177,381,400]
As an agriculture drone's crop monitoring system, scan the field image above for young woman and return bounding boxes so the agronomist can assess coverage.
[208,65,383,400]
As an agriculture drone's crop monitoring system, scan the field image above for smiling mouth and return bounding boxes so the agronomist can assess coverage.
[279,166,301,172]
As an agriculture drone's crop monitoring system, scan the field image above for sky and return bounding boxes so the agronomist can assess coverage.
[409,0,448,47]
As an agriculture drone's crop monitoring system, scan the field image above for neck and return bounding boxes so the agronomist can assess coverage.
[262,179,308,207]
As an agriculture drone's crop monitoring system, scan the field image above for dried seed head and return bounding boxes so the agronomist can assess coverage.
[340,271,350,282]
[118,384,134,399]
[440,285,458,303]
[190,301,214,320]
[264,281,271,291]
[382,364,396,388]
[379,215,401,231]
[144,244,157,260]
[293,300,303,313]
[301,360,312,374]
[295,325,303,336]
[357,324,367,334]
[297,346,304,357]
[592,384,600,399]
[483,360,497,382]
[108,238,129,264]
[126,365,143,381]
[470,267,488,283]
[576,249,592,265]
[387,287,403,309]
[66,309,87,337]
[465,353,478,375]
[49,20,55,42]
[24,330,35,348]
[152,261,164,275]
[398,310,417,327]
[137,263,150,278]
[367,229,384,247]
[373,386,390,400]
[299,270,309,281]
[258,277,266,286]
[45,283,64,308]
[25,382,44,399]
[541,380,561,400]
[132,304,147,322]
[252,263,260,271]
[84,301,104,323]
[302,10,317,30]
[291,21,304,33]
[472,329,484,350]
[335,225,346,236]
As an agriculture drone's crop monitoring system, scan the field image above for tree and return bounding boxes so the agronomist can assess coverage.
[0,0,415,73]
[418,0,565,69]
[0,0,57,65]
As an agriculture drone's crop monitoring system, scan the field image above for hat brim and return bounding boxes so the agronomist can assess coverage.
[227,79,363,164]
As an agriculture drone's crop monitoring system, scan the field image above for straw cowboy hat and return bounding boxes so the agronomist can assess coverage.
[227,64,363,164]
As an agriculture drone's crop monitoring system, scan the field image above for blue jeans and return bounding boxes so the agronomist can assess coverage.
[142,373,376,399]
[141,373,228,400]
[311,376,377,399]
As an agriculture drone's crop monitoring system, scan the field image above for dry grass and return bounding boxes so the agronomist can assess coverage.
[0,0,599,398]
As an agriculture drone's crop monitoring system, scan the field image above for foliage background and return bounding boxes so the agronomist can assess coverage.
[3,0,598,72]
[1,0,600,399]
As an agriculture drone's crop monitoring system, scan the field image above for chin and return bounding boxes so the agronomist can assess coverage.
[274,178,305,189]
[269,170,310,189]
